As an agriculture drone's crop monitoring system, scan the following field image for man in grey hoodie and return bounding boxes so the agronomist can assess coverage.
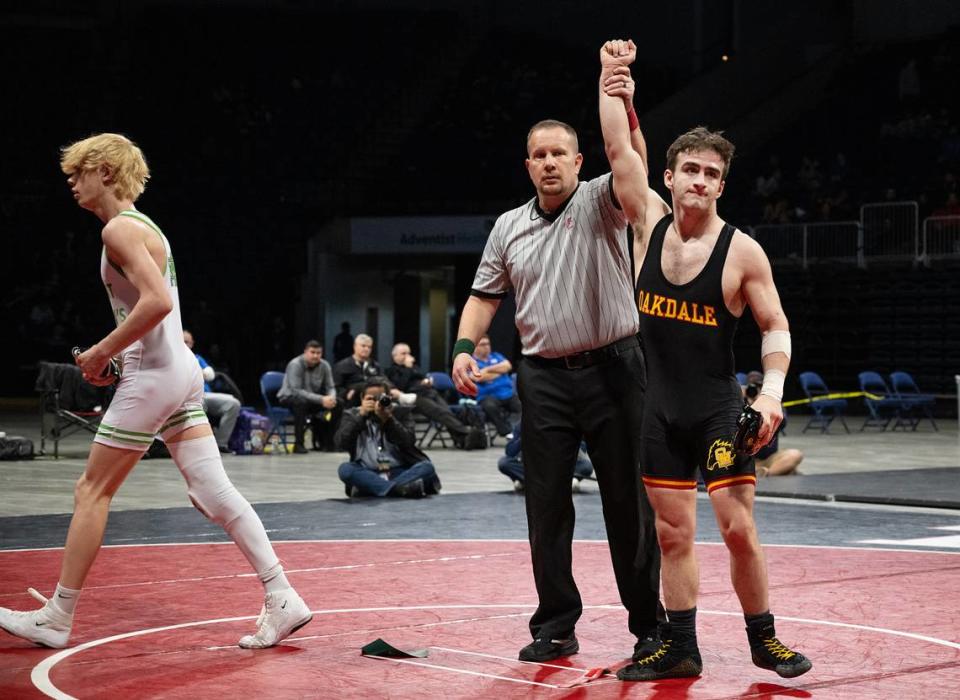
[278,340,339,453]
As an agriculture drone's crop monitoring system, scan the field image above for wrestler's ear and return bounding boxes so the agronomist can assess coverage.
[99,163,114,186]
[664,169,673,192]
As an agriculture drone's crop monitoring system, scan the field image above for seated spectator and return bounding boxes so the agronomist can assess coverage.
[471,335,520,437]
[498,423,593,493]
[743,371,803,477]
[183,329,240,454]
[333,334,381,407]
[278,340,340,454]
[385,343,475,446]
[335,377,441,498]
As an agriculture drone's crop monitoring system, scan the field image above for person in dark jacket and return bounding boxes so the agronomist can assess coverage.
[385,342,474,445]
[335,377,441,498]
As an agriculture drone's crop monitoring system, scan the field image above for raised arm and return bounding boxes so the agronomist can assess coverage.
[599,40,650,228]
[600,41,670,275]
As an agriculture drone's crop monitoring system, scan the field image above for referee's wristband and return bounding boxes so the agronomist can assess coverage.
[452,338,476,361]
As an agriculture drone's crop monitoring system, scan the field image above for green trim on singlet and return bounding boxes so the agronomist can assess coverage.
[118,209,169,277]
[159,409,208,433]
[96,423,155,445]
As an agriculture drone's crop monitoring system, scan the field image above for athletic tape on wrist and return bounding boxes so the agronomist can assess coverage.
[759,369,786,402]
[627,108,639,131]
[760,330,791,359]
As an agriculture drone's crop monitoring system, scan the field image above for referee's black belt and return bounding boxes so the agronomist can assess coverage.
[529,335,640,370]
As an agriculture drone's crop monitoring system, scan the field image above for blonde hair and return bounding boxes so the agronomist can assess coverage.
[60,133,150,201]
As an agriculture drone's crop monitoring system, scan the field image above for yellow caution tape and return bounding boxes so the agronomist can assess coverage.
[782,391,884,408]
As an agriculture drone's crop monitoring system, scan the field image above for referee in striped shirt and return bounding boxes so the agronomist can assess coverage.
[452,105,662,661]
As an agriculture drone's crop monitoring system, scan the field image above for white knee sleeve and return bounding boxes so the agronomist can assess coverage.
[167,436,250,527]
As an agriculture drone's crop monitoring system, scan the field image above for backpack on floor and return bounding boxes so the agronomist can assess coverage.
[458,427,488,450]
[0,435,35,461]
[229,409,271,455]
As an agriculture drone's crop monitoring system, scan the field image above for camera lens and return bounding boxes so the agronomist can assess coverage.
[377,394,392,408]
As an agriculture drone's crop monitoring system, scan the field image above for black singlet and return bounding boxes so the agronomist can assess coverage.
[636,214,755,492]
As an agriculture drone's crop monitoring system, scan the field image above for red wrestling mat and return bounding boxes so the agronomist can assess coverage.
[1,540,958,699]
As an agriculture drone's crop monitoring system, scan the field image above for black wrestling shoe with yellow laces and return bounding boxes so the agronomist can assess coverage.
[750,635,812,678]
[617,638,703,681]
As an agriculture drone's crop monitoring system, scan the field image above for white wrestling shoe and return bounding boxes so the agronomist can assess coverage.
[238,588,312,649]
[0,588,73,649]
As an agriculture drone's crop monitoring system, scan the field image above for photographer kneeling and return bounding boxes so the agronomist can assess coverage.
[335,377,441,498]
[744,371,804,477]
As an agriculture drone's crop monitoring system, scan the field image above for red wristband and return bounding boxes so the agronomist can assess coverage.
[627,107,639,131]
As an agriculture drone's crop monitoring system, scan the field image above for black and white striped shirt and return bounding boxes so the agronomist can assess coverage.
[471,174,638,358]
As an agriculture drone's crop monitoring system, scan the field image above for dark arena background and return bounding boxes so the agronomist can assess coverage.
[1,1,959,698]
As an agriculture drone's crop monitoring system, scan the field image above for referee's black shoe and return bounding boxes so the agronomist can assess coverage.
[750,635,812,678]
[617,639,702,681]
[518,634,579,662]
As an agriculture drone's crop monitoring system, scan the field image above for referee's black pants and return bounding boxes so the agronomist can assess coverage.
[516,343,662,641]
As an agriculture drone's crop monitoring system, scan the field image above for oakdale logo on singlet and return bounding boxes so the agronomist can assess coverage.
[637,289,718,327]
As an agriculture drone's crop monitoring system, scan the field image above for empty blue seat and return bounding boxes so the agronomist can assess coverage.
[798,371,850,434]
[857,371,901,431]
[889,371,938,431]
[260,371,293,448]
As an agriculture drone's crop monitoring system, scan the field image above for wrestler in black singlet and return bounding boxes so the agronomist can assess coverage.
[636,213,756,493]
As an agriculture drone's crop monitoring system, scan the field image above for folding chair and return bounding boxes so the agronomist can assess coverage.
[889,371,938,431]
[260,371,294,448]
[418,371,490,448]
[413,372,456,448]
[797,371,850,434]
[857,371,901,431]
[35,361,109,459]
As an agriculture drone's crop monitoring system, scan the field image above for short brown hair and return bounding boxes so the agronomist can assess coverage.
[666,126,735,179]
[526,119,579,155]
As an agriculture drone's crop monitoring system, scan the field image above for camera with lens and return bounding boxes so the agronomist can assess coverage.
[745,382,761,400]
[377,393,393,409]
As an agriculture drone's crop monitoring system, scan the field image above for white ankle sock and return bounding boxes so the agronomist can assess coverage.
[257,562,291,594]
[53,583,81,616]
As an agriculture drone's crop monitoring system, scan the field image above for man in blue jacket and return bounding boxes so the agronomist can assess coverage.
[183,330,240,453]
[472,335,521,437]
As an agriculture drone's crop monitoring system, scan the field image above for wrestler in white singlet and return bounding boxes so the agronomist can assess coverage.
[95,209,209,451]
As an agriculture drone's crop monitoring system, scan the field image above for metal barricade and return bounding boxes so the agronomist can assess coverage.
[750,224,805,266]
[921,215,960,262]
[804,221,861,267]
[860,201,919,263]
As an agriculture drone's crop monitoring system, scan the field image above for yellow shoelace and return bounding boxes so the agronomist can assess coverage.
[638,641,671,665]
[763,637,796,661]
